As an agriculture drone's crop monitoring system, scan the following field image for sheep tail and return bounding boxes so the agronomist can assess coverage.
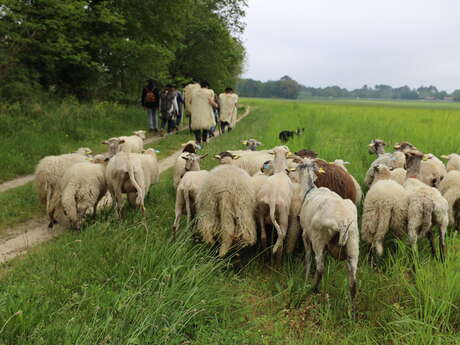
[375,203,391,243]
[62,184,78,225]
[419,198,433,238]
[127,162,143,206]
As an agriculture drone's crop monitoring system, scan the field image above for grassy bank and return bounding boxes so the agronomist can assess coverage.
[1,99,459,344]
[0,101,153,183]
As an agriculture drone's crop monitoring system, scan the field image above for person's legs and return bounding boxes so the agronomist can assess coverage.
[148,108,154,130]
[221,121,227,133]
[167,118,175,133]
[193,130,202,144]
[202,129,209,143]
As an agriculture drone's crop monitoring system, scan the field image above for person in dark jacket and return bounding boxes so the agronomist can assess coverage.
[141,79,160,132]
[175,86,184,129]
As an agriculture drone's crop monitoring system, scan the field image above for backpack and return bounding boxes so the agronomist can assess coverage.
[144,89,156,103]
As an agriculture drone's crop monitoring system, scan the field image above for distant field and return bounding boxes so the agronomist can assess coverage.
[1,98,459,344]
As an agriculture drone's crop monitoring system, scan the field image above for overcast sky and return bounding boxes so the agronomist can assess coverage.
[241,0,460,91]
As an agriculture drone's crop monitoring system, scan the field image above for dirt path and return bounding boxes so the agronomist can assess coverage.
[0,105,251,264]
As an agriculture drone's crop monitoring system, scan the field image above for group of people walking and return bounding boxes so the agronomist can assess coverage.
[142,79,238,144]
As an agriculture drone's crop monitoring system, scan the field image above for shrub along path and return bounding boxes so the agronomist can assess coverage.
[0,106,251,263]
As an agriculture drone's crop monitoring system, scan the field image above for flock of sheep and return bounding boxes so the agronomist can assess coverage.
[32,128,460,312]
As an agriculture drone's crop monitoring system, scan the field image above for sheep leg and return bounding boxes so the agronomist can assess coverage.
[258,213,267,250]
[271,205,287,255]
[286,215,300,255]
[347,255,358,318]
[312,247,325,294]
[185,190,192,227]
[302,232,312,282]
[173,190,185,241]
[426,231,437,259]
[275,207,289,264]
[219,229,234,258]
[439,223,447,262]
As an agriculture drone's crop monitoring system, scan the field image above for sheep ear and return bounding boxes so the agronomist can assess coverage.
[317,168,325,174]
[241,140,248,145]
[368,143,374,147]
[257,142,263,146]
[289,167,296,172]
[233,155,241,160]
[268,150,275,155]
[200,154,208,159]
[440,155,449,159]
[214,155,221,160]
[344,161,350,165]
[182,156,189,161]
[102,140,109,144]
[104,157,110,162]
[422,155,430,161]
[119,139,125,144]
[181,143,186,147]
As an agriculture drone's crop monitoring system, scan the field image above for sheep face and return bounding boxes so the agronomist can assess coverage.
[373,164,391,179]
[182,153,207,171]
[242,139,263,151]
[394,141,416,153]
[102,138,125,155]
[368,139,386,155]
[296,160,320,187]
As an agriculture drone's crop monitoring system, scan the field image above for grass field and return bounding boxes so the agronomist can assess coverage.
[0,98,459,344]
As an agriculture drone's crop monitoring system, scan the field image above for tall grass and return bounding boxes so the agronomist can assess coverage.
[0,98,459,344]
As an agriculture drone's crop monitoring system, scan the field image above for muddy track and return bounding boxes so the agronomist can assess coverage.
[0,105,251,263]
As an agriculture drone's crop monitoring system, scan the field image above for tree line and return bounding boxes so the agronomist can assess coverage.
[237,76,460,102]
[0,0,247,102]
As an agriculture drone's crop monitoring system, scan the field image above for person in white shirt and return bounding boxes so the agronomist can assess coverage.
[218,87,238,133]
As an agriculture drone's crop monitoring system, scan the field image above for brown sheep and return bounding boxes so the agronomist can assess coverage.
[314,159,357,204]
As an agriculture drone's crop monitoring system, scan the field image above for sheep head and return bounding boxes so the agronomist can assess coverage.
[133,130,146,140]
[368,139,386,155]
[102,137,125,155]
[394,141,416,153]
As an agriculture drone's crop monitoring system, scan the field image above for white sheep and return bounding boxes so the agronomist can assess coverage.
[60,155,109,230]
[172,169,209,239]
[437,170,460,230]
[197,165,257,257]
[173,142,204,189]
[118,130,146,153]
[365,139,405,186]
[256,146,293,259]
[441,153,460,172]
[404,150,449,260]
[332,159,362,205]
[216,150,274,176]
[361,165,409,257]
[286,182,302,254]
[102,130,146,155]
[35,147,92,228]
[297,160,359,310]
[105,148,159,217]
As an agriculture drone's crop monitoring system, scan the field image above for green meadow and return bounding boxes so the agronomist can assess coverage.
[0,98,459,344]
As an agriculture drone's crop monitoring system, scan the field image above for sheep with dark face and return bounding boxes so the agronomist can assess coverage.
[297,160,359,312]
[173,141,202,188]
[241,139,263,151]
[364,139,405,186]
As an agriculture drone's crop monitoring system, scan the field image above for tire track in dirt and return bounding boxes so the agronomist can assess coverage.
[0,105,251,263]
